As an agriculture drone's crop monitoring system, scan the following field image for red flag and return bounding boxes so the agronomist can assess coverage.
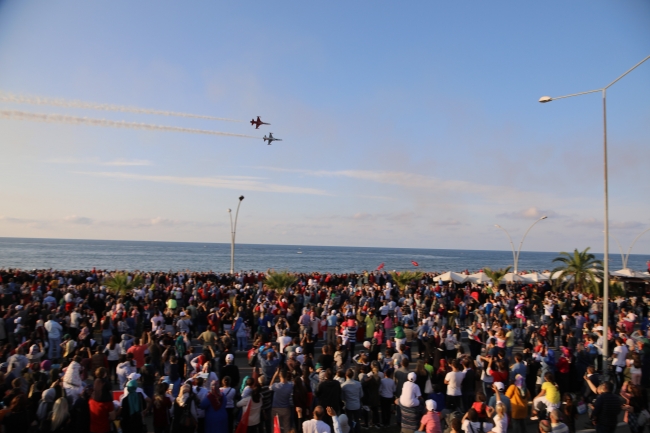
[377,263,385,271]
[411,261,419,267]
[236,401,251,433]
[274,414,281,433]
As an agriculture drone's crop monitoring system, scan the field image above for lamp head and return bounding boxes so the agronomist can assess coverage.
[541,216,548,220]
[494,224,501,228]
[227,209,232,213]
[539,96,553,103]
[239,195,245,201]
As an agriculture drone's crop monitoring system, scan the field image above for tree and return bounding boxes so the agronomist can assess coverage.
[265,270,297,294]
[482,266,511,289]
[104,272,144,296]
[551,247,603,294]
[390,271,424,289]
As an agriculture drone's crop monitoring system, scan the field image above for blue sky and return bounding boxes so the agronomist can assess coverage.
[0,1,649,256]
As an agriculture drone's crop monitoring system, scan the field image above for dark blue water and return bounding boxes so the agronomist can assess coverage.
[0,237,647,273]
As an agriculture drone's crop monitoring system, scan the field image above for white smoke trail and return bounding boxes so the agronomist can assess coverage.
[0,92,241,122]
[0,109,259,139]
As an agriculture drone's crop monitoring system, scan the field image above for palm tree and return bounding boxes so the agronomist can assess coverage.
[265,270,297,295]
[390,271,424,289]
[482,266,511,289]
[104,272,144,295]
[552,247,603,294]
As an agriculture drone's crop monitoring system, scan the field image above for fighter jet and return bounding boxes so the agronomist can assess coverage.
[250,116,270,129]
[263,133,282,145]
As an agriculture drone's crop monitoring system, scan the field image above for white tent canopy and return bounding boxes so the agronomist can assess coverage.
[522,272,550,283]
[468,272,492,284]
[501,272,524,283]
[611,268,650,280]
[435,271,468,283]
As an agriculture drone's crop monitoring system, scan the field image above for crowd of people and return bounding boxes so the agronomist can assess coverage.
[0,268,648,433]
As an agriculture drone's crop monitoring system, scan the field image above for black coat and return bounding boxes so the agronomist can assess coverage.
[316,380,342,412]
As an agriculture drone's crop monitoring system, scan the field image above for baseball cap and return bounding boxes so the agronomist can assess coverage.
[363,341,371,349]
[226,354,235,362]
[128,373,141,381]
[180,312,186,317]
[296,347,303,354]
[407,372,416,382]
[494,382,505,391]
[425,399,437,411]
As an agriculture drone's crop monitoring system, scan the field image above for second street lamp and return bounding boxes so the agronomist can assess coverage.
[228,195,245,274]
[495,215,548,274]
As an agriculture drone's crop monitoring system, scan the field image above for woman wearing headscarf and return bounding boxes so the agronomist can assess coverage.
[120,380,146,433]
[434,359,449,395]
[200,381,228,433]
[399,372,423,433]
[61,357,84,404]
[173,383,199,432]
[505,375,530,433]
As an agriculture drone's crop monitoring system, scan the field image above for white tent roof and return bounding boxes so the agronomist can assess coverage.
[522,272,550,283]
[435,271,468,283]
[501,272,524,283]
[468,272,491,284]
[612,269,650,280]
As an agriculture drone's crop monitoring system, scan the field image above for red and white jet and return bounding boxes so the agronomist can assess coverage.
[250,116,270,129]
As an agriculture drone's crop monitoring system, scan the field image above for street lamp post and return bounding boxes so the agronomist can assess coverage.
[228,195,245,274]
[495,215,548,273]
[611,228,650,269]
[540,54,650,374]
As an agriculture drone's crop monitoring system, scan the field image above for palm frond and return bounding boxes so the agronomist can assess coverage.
[265,270,297,293]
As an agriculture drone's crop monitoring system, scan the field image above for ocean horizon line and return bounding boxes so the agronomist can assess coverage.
[0,235,579,255]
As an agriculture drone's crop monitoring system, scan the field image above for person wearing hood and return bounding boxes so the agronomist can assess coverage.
[120,380,146,433]
[200,381,228,433]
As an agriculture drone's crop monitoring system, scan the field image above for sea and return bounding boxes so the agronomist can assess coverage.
[0,237,648,274]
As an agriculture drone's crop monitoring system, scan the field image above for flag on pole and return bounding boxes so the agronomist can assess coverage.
[274,414,282,433]
[235,401,251,433]
[411,261,419,267]
[377,263,385,271]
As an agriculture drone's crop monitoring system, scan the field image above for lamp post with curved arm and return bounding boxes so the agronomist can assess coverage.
[540,54,650,373]
[611,228,650,270]
[228,195,245,274]
[495,215,548,274]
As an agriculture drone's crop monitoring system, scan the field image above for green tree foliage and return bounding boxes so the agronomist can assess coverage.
[265,270,297,294]
[390,271,424,289]
[104,272,144,295]
[552,247,603,294]
[482,266,512,288]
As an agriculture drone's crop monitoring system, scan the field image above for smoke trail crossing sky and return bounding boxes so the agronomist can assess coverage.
[0,109,259,139]
[0,92,241,122]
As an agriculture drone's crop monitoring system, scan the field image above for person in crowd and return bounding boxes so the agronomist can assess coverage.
[200,381,228,433]
[418,399,442,433]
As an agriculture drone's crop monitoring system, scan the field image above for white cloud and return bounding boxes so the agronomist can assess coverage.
[63,215,93,225]
[498,207,560,220]
[252,166,550,204]
[47,157,153,166]
[73,171,331,196]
